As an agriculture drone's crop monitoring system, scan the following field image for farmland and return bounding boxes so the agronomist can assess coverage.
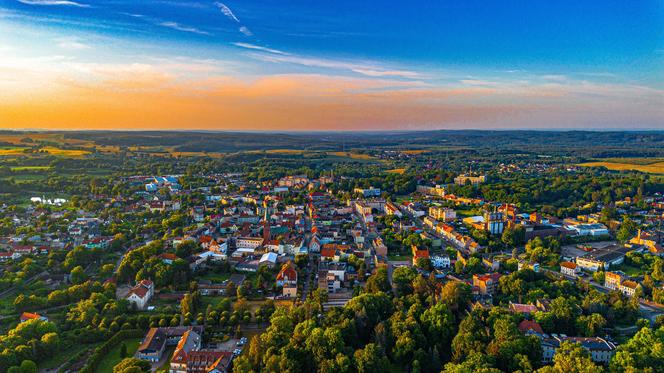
[579,158,664,174]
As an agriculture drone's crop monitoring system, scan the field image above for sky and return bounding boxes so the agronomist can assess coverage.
[0,0,663,131]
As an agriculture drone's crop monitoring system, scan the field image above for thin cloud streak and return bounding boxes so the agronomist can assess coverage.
[215,2,240,22]
[239,26,252,36]
[233,42,288,55]
[248,52,421,79]
[158,21,211,35]
[55,37,90,50]
[16,0,89,7]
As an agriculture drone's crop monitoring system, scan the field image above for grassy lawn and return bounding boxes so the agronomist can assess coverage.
[39,342,99,371]
[388,254,412,261]
[96,337,142,373]
[197,272,231,283]
[0,296,16,316]
[612,264,643,277]
[200,296,227,309]
[455,208,480,217]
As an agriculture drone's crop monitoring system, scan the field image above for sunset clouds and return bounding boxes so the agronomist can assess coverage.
[1,1,662,130]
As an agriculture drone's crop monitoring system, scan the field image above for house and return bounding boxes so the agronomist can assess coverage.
[472,273,502,295]
[20,312,48,323]
[259,252,278,268]
[518,320,543,334]
[604,271,622,290]
[169,329,203,372]
[137,326,204,362]
[353,187,381,197]
[282,283,297,298]
[509,302,538,315]
[276,261,298,287]
[483,258,500,271]
[191,206,206,222]
[318,269,342,293]
[158,253,179,265]
[533,333,617,364]
[384,202,403,217]
[429,207,456,222]
[431,255,451,269]
[173,350,234,373]
[0,251,19,262]
[559,261,579,277]
[411,245,430,266]
[630,229,664,255]
[619,280,640,297]
[518,260,540,273]
[198,284,226,296]
[235,237,264,250]
[126,279,154,310]
[373,237,388,257]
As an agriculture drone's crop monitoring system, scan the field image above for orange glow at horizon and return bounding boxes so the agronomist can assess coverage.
[0,72,522,130]
[1,59,662,130]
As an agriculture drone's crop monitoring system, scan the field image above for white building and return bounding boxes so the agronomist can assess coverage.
[559,261,579,277]
[567,223,609,236]
[431,255,451,269]
[126,279,154,310]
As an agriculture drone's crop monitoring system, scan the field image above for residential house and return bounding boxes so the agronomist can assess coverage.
[411,245,430,266]
[169,329,203,372]
[472,273,502,296]
[126,279,154,310]
[20,312,48,323]
[137,326,204,362]
[429,207,456,222]
[560,261,579,277]
[276,262,298,287]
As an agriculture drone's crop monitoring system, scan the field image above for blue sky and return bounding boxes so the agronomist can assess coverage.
[1,0,663,130]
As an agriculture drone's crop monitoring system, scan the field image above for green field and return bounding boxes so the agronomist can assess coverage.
[10,166,53,171]
[197,272,231,283]
[96,337,142,373]
[612,264,643,277]
[388,254,412,261]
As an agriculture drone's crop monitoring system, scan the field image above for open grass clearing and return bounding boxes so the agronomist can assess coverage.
[96,337,142,373]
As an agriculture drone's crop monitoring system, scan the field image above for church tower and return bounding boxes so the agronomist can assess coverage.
[263,200,271,243]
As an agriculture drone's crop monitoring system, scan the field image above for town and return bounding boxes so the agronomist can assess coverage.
[0,130,662,373]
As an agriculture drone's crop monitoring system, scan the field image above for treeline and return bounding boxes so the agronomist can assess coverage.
[234,264,659,373]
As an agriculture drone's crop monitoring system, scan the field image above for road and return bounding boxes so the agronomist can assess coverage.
[300,213,314,302]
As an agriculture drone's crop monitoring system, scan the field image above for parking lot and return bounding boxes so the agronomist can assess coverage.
[213,337,248,357]
[561,240,616,259]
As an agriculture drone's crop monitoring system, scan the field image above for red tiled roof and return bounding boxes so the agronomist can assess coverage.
[129,286,149,298]
[277,264,297,282]
[510,303,538,314]
[560,261,577,269]
[518,320,543,334]
[20,312,42,321]
[158,253,179,261]
[321,248,336,258]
